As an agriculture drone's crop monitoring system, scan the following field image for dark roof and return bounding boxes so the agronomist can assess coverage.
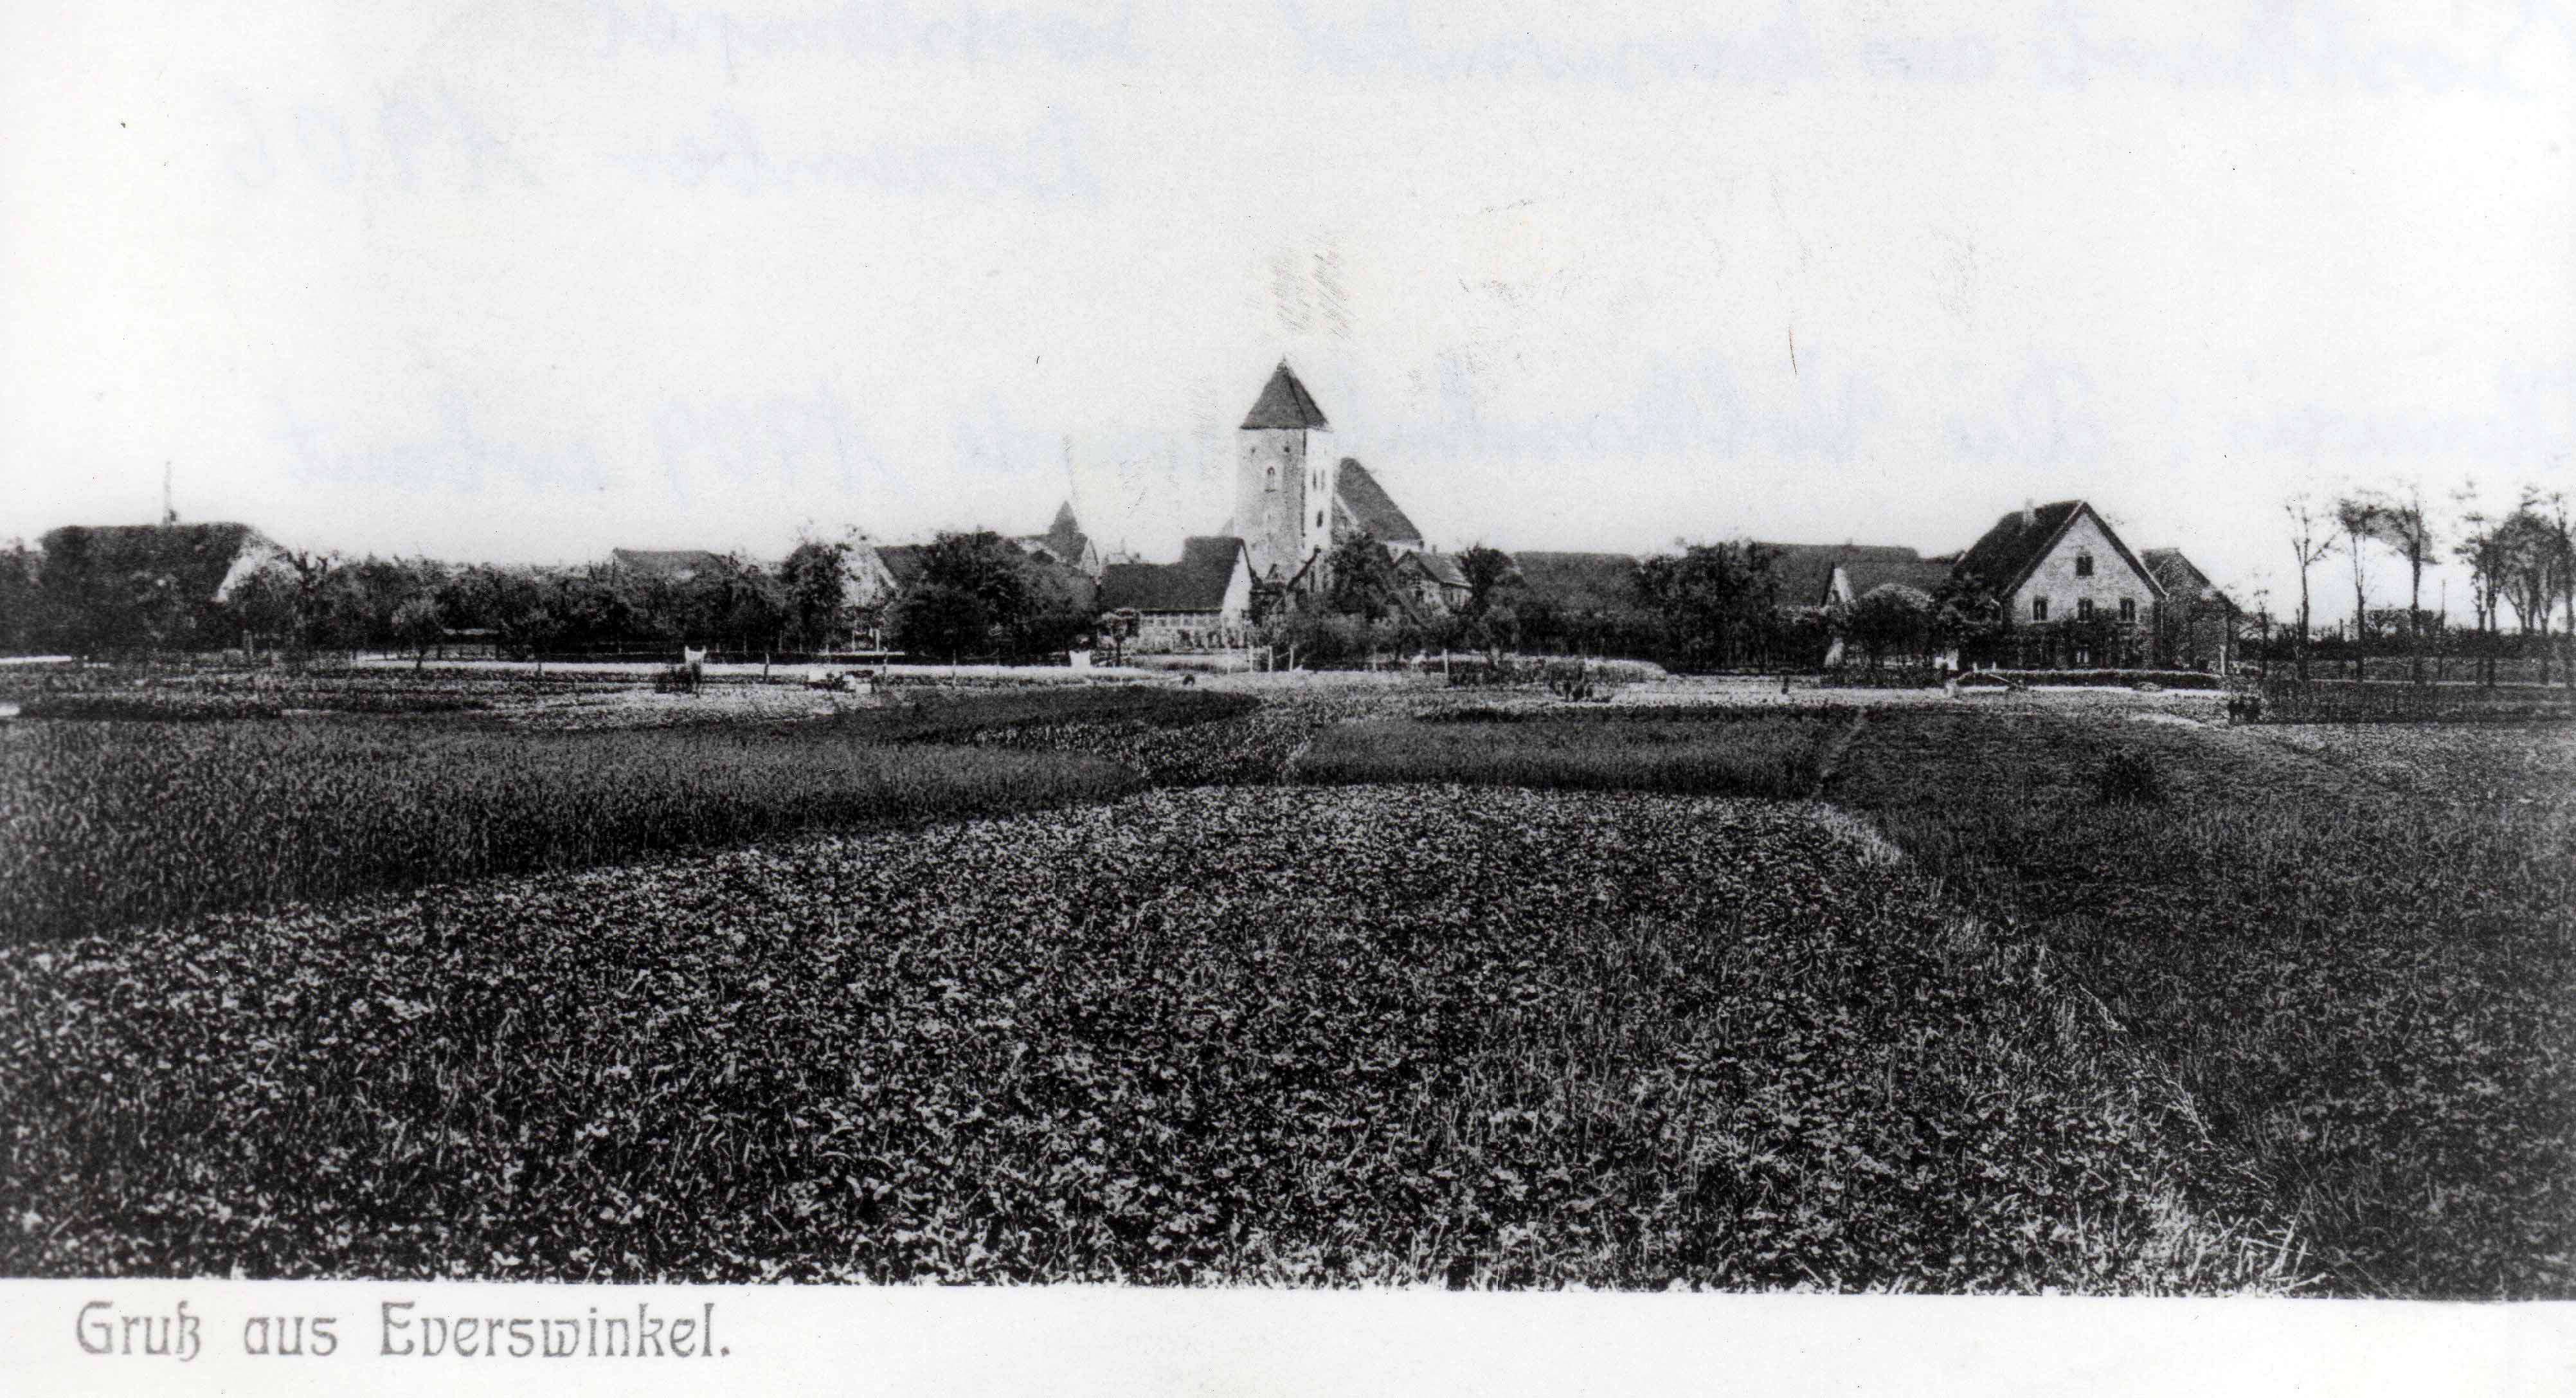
[1396,548,1468,589]
[1241,363,1330,430]
[873,545,929,588]
[610,548,727,579]
[1099,536,1244,613]
[1952,501,2162,599]
[39,523,266,603]
[1507,551,1644,615]
[1331,459,1422,544]
[2143,548,2235,611]
[1756,542,1949,607]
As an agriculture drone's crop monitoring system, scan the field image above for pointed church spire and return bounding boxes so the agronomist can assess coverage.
[1240,361,1330,430]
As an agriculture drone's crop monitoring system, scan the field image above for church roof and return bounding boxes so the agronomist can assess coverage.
[1331,460,1421,545]
[1099,536,1245,613]
[1241,363,1330,430]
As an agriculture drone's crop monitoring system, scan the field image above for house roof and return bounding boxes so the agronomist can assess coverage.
[1952,501,2163,600]
[610,548,728,580]
[1758,542,1949,607]
[1099,536,1245,613]
[1331,459,1422,544]
[872,544,929,589]
[1395,548,1468,589]
[2142,548,2236,611]
[39,523,267,604]
[1241,363,1330,430]
[1507,551,1645,615]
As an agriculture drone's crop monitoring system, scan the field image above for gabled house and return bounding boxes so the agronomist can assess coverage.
[1952,500,2165,667]
[1097,536,1256,651]
[2143,547,2238,673]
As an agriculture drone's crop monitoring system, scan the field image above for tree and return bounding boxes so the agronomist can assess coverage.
[1453,543,1521,659]
[2452,487,2514,688]
[1633,541,1780,671]
[888,583,992,663]
[2364,483,2438,684]
[778,540,851,653]
[2284,496,2339,682]
[391,595,444,671]
[1319,532,1401,621]
[2496,498,2564,685]
[1846,583,1934,672]
[2333,493,2383,646]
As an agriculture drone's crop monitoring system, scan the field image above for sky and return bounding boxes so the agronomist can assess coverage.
[3,0,2571,622]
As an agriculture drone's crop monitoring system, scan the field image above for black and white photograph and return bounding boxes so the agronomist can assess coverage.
[2,1,2571,1393]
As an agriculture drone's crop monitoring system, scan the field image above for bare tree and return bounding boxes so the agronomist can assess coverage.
[2284,496,2339,684]
[2333,493,2383,649]
[2364,481,2438,684]
[2496,493,2562,685]
[2453,484,2512,688]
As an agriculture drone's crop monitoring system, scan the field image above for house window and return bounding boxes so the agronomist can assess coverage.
[2078,598,2094,621]
[2075,550,2094,577]
[2119,597,2136,622]
[2032,597,2049,622]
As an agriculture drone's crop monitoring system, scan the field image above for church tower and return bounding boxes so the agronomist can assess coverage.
[1234,362,1333,582]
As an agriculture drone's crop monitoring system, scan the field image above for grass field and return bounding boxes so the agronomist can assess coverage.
[0,786,2286,1289]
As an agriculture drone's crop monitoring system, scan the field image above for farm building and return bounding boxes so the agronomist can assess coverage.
[1952,500,2165,668]
[1098,536,1256,651]
[2143,547,2239,673]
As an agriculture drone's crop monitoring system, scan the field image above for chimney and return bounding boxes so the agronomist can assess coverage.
[2021,498,2037,529]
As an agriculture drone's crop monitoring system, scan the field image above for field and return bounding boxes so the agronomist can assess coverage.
[0,786,2284,1289]
[0,667,2568,1294]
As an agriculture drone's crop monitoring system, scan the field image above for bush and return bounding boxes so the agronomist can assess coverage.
[651,662,703,694]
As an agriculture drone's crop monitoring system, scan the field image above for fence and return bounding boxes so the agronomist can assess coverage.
[2255,676,2576,724]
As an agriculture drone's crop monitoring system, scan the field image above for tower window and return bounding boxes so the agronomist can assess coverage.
[2032,597,2049,622]
[1316,512,1324,528]
[2075,550,2094,577]
[1265,466,1276,492]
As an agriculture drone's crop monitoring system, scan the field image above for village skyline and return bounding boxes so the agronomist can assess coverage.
[5,3,2568,626]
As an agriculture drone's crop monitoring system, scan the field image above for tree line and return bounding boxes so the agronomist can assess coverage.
[2282,484,2572,685]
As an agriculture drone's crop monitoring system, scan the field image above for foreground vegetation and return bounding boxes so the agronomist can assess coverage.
[1824,711,2576,1298]
[2,672,2566,1295]
[0,786,2287,1289]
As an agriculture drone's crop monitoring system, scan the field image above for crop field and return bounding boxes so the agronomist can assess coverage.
[1823,710,2576,1298]
[1294,711,1847,799]
[0,786,2288,1289]
[1,672,2567,1295]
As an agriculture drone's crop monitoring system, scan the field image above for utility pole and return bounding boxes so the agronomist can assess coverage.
[161,462,177,527]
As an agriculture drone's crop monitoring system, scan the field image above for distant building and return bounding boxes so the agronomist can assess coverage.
[2143,547,2239,673]
[607,549,730,583]
[1097,536,1255,650]
[1952,500,2165,667]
